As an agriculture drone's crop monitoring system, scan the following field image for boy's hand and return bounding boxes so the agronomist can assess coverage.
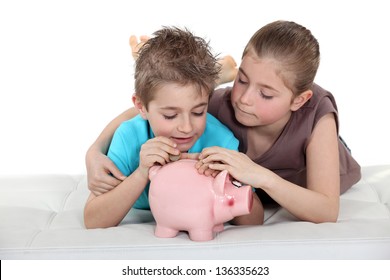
[138,136,181,178]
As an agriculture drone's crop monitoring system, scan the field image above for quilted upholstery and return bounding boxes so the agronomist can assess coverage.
[1,165,389,259]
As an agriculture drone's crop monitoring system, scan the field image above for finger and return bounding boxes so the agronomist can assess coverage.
[106,162,126,181]
[92,190,103,196]
[204,168,215,177]
[180,152,200,160]
[199,146,223,159]
[90,182,116,195]
[150,136,181,156]
[141,151,172,168]
[208,162,228,171]
[197,162,211,175]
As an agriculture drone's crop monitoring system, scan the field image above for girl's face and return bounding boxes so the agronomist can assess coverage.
[231,51,297,128]
[136,83,209,152]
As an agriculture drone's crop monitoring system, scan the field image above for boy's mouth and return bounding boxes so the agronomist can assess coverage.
[171,136,194,145]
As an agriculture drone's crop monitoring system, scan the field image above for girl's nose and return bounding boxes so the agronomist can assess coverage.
[239,88,254,105]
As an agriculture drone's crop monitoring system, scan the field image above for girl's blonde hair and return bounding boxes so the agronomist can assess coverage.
[243,20,320,95]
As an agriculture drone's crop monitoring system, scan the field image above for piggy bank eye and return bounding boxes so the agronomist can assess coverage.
[232,180,243,188]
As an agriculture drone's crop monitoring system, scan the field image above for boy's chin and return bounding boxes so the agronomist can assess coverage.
[176,142,195,153]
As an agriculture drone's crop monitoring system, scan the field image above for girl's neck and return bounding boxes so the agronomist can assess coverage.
[245,112,291,159]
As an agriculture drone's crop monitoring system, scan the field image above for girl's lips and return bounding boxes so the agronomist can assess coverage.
[236,104,251,115]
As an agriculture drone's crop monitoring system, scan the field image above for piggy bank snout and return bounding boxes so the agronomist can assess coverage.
[229,185,253,217]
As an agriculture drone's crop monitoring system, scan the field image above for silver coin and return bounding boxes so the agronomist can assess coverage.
[169,154,181,162]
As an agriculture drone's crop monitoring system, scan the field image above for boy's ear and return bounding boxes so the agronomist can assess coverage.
[132,94,148,119]
[290,90,313,111]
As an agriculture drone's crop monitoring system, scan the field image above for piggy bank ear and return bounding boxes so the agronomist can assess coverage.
[149,165,162,180]
[213,170,229,195]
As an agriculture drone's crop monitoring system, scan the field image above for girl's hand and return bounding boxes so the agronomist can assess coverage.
[85,149,126,196]
[197,146,271,188]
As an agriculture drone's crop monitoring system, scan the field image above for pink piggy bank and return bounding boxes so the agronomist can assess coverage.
[148,159,253,241]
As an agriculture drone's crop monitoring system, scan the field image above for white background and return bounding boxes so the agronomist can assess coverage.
[1,0,389,175]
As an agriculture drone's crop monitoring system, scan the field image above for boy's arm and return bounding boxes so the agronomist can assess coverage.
[85,123,148,229]
[86,108,138,195]
[84,167,148,229]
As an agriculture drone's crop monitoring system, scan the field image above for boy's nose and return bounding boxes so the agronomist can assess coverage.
[178,119,193,133]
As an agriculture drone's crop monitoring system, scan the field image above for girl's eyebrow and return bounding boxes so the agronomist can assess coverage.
[239,67,278,92]
[238,67,248,79]
[160,102,208,111]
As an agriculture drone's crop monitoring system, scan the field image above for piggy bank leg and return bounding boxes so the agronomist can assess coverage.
[155,225,179,238]
[213,223,224,233]
[188,229,214,241]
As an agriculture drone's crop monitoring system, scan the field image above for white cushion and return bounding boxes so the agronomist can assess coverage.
[1,166,389,259]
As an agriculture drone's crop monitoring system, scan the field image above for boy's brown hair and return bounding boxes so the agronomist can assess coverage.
[134,26,220,109]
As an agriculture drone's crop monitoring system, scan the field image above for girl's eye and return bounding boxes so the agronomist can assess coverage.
[163,114,177,120]
[238,78,248,84]
[260,91,273,100]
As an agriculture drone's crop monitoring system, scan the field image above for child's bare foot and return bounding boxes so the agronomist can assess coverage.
[129,35,150,60]
[216,55,238,85]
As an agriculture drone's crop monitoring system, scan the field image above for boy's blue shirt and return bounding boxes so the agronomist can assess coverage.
[107,113,239,209]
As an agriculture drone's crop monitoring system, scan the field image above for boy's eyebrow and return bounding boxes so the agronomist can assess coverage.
[160,102,208,111]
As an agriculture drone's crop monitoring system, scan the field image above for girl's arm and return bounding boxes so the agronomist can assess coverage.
[86,108,138,195]
[198,113,340,223]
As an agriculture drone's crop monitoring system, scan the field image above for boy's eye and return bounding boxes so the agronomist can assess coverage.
[192,111,205,117]
[163,114,177,120]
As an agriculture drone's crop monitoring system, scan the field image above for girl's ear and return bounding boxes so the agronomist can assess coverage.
[132,94,148,120]
[290,90,313,111]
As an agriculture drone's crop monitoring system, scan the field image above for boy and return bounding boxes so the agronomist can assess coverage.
[84,27,263,229]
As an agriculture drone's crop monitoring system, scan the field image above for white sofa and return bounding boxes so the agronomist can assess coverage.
[1,165,389,260]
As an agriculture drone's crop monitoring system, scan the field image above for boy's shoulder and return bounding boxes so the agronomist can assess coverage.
[115,114,151,141]
[117,114,147,131]
[191,113,238,152]
[205,113,232,134]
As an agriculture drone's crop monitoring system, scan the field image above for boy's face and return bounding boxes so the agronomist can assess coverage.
[137,83,209,152]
